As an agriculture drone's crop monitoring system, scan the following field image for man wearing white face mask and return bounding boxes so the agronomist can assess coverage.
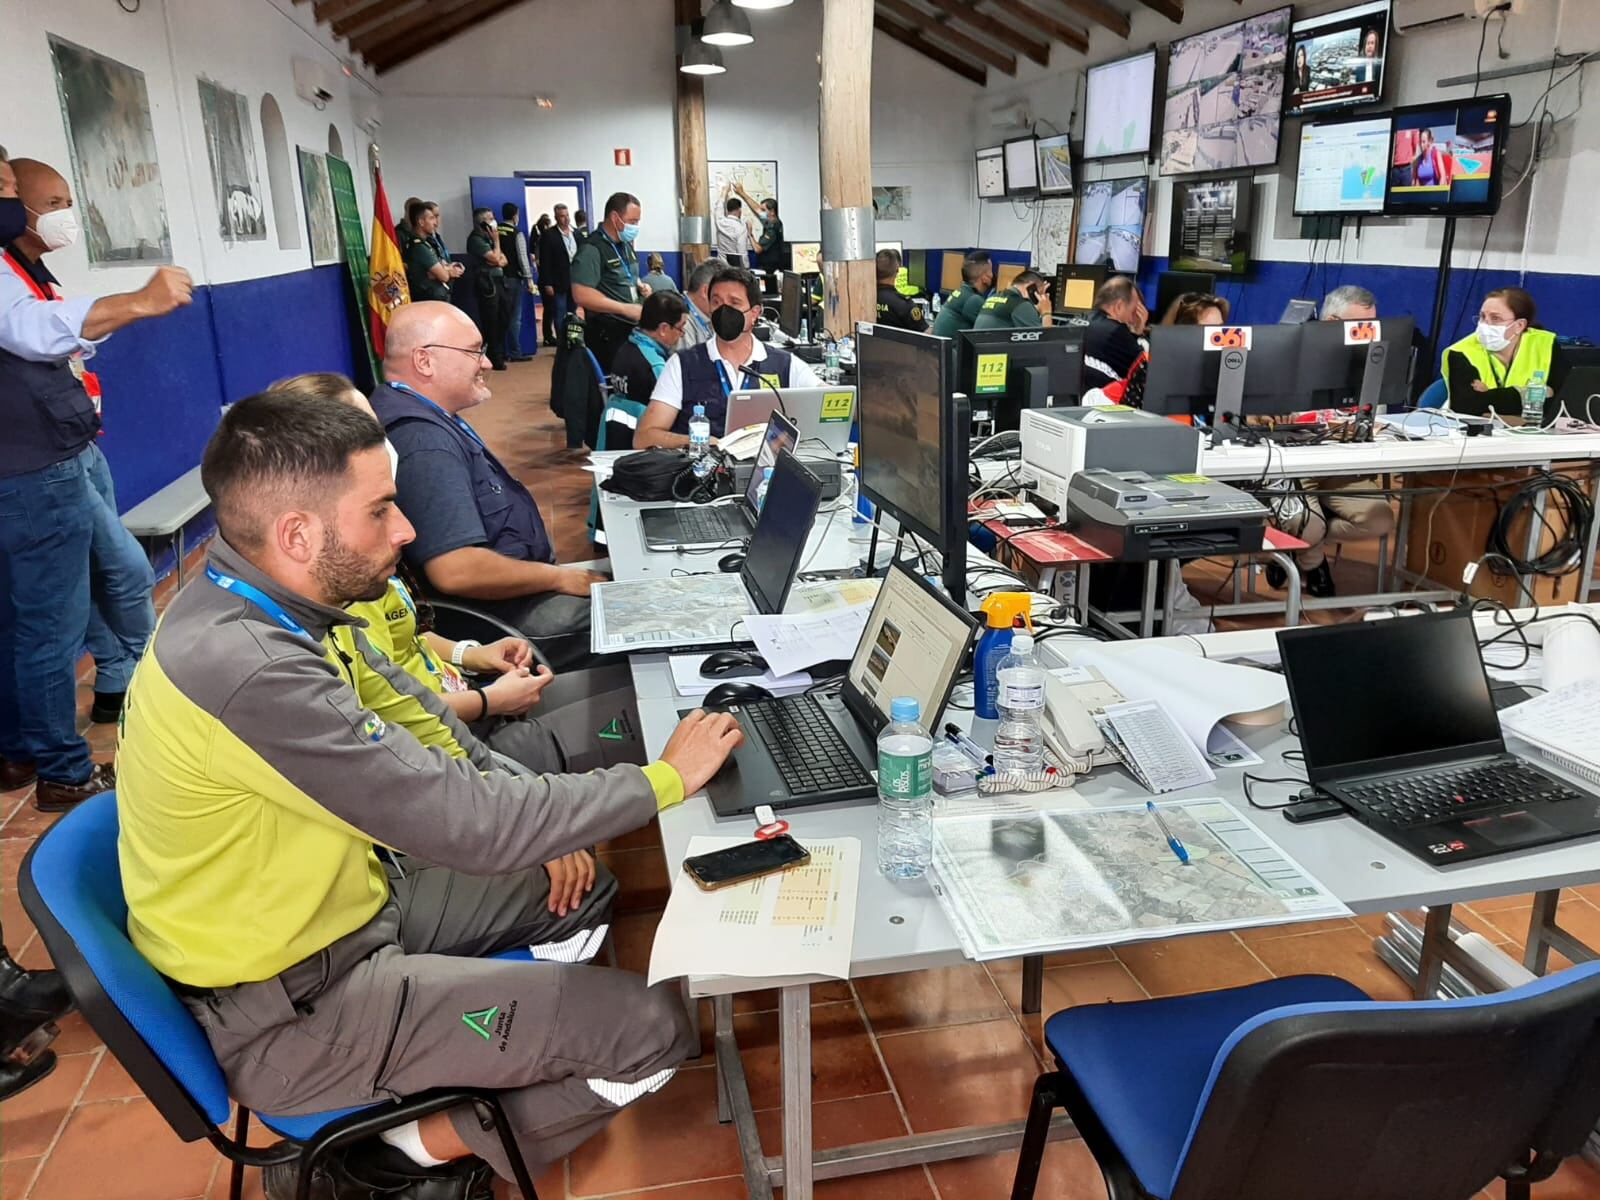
[1443,287,1564,422]
[0,152,193,812]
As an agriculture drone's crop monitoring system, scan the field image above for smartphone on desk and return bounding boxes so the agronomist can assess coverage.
[683,835,810,891]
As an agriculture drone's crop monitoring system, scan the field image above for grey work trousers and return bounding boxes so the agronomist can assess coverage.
[1276,478,1397,570]
[469,664,645,775]
[185,861,695,1180]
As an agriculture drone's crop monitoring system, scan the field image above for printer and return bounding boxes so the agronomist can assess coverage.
[1021,406,1201,511]
[1066,469,1270,561]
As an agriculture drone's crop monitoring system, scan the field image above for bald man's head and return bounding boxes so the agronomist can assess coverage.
[11,159,73,258]
[382,301,492,414]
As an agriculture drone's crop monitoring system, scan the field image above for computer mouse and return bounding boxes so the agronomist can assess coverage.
[702,681,774,711]
[718,552,747,573]
[700,649,770,679]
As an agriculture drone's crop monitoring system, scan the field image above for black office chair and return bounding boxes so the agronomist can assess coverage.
[1011,966,1600,1200]
[429,597,552,671]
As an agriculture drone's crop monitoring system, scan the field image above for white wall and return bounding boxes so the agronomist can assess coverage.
[379,0,985,254]
[973,0,1600,276]
[2,0,380,292]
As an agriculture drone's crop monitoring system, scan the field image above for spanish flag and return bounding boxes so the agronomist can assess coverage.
[368,168,409,361]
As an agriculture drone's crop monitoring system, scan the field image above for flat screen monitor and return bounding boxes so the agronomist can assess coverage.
[995,262,1026,291]
[976,146,1005,199]
[779,271,804,338]
[1084,50,1158,161]
[1384,94,1510,218]
[1288,0,1391,115]
[1294,112,1392,216]
[1075,176,1148,273]
[1154,270,1217,324]
[1004,136,1039,195]
[1169,175,1253,275]
[1297,315,1416,409]
[940,251,966,293]
[789,242,821,274]
[1142,324,1312,418]
[1055,263,1107,316]
[1160,5,1292,177]
[1035,133,1075,196]
[857,326,968,603]
[958,326,1086,430]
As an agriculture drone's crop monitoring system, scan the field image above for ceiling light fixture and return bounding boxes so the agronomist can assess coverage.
[680,38,728,74]
[732,0,794,8]
[701,0,755,46]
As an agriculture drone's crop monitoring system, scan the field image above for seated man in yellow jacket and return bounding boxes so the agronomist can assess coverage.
[116,387,741,1197]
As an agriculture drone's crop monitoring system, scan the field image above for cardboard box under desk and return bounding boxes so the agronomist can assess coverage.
[1403,466,1596,606]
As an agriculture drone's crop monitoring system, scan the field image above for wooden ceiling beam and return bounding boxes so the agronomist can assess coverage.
[352,0,474,55]
[982,0,1088,54]
[313,0,382,23]
[880,0,1017,73]
[926,0,1050,65]
[330,0,417,37]
[371,0,529,72]
[1046,0,1130,38]
[1137,0,1184,21]
[874,13,988,85]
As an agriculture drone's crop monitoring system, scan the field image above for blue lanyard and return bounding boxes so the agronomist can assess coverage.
[603,233,637,284]
[690,305,712,337]
[206,565,308,637]
[388,576,443,676]
[715,361,737,400]
[388,381,485,449]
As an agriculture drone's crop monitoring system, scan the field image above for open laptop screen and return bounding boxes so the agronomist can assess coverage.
[744,412,798,512]
[847,563,976,726]
[1277,612,1504,780]
[741,450,822,616]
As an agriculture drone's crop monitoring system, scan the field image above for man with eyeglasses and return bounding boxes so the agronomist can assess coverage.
[371,302,606,669]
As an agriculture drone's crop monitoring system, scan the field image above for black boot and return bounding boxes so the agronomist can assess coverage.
[0,953,74,1049]
[1264,560,1287,590]
[336,1142,497,1199]
[0,1049,56,1102]
[1305,561,1337,598]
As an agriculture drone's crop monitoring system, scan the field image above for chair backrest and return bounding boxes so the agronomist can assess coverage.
[1169,961,1600,1200]
[19,793,233,1141]
[1419,376,1449,409]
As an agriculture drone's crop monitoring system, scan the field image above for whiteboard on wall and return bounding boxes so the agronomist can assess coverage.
[710,160,778,207]
[1034,199,1076,275]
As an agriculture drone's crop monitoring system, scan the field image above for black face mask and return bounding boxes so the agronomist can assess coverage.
[0,197,25,245]
[711,303,747,342]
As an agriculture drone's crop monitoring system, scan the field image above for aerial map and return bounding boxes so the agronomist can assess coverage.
[1160,7,1291,176]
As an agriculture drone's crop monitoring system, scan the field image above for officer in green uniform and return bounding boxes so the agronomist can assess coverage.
[403,201,459,304]
[874,249,926,332]
[466,207,508,371]
[570,191,649,371]
[972,268,1052,331]
[930,250,994,338]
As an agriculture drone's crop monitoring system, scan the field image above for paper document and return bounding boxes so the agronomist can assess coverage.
[929,798,1348,960]
[746,602,873,677]
[1071,643,1289,755]
[1206,724,1264,768]
[648,837,860,986]
[668,654,812,698]
[1096,699,1217,793]
[789,578,881,612]
[1500,679,1600,782]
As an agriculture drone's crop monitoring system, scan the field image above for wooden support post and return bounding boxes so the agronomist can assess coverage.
[675,0,712,270]
[820,0,874,337]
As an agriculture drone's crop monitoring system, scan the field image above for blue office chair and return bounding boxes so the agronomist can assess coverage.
[1010,967,1600,1200]
[587,393,648,543]
[1419,377,1449,409]
[19,794,541,1200]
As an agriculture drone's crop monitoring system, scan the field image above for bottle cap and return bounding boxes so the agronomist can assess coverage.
[890,696,920,722]
[979,592,1034,630]
[1011,634,1035,654]
[692,403,706,416]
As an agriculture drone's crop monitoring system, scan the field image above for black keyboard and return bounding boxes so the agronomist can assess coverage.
[676,506,741,544]
[745,694,874,796]
[1341,761,1586,829]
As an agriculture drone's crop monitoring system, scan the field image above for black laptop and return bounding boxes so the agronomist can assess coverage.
[1277,611,1600,865]
[640,411,798,550]
[700,562,978,817]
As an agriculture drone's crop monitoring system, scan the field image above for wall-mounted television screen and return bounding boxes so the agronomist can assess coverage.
[1035,133,1074,196]
[1084,50,1157,161]
[1384,94,1510,218]
[1289,0,1391,115]
[1075,176,1148,274]
[1169,174,1254,275]
[1160,6,1291,177]
[1293,112,1392,216]
[1004,136,1039,195]
[976,145,1005,199]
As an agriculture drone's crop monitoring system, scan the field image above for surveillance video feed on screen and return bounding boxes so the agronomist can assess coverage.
[1288,0,1389,114]
[1075,176,1148,274]
[1036,134,1074,196]
[1160,6,1291,176]
[1084,50,1157,160]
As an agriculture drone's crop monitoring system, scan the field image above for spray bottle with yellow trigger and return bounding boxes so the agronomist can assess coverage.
[974,593,1033,721]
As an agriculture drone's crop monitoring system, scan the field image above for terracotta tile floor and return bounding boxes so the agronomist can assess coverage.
[3,349,1600,1199]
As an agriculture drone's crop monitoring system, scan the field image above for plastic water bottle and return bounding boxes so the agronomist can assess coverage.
[754,466,773,512]
[877,697,934,879]
[1522,370,1547,425]
[993,634,1046,772]
[930,292,942,316]
[689,404,712,478]
[799,316,810,345]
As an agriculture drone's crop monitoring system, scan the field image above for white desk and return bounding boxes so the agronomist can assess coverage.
[600,482,1600,1199]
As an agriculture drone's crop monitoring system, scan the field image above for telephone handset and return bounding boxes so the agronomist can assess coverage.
[1042,669,1125,770]
[719,423,768,461]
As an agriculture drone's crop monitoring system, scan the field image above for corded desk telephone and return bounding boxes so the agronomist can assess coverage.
[719,424,769,461]
[1042,669,1123,771]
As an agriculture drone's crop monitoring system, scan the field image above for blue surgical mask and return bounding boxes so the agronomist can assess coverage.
[619,222,640,244]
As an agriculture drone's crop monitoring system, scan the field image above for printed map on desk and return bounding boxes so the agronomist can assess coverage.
[591,575,880,654]
[929,798,1347,960]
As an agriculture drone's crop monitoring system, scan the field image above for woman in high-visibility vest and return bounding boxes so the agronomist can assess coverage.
[1442,288,1564,421]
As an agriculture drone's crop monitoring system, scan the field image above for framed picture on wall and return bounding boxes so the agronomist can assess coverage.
[296,147,341,266]
[197,77,266,243]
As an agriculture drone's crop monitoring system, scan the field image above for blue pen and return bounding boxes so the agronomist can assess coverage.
[1146,801,1191,866]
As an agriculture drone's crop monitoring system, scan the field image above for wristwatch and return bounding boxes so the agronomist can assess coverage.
[451,639,481,668]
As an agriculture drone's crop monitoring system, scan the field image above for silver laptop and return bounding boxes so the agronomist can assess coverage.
[640,411,797,551]
[726,386,857,454]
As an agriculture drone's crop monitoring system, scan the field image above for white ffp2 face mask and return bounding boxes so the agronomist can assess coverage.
[1476,321,1515,352]
[29,207,80,252]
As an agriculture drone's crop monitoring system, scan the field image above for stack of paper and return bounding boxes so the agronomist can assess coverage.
[1499,679,1600,785]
